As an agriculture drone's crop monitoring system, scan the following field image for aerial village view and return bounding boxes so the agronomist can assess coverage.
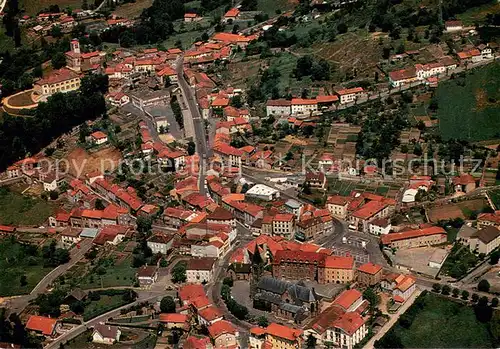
[0,0,499,347]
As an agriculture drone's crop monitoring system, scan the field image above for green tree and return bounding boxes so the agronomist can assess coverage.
[95,198,105,210]
[257,316,269,327]
[136,215,152,233]
[363,287,380,311]
[172,262,187,283]
[187,141,196,155]
[492,298,499,307]
[20,274,27,286]
[452,288,460,297]
[51,52,67,69]
[490,251,500,265]
[472,293,479,302]
[50,25,63,38]
[461,290,469,300]
[441,285,451,295]
[478,279,490,292]
[306,333,317,348]
[230,95,243,108]
[432,283,441,293]
[160,296,176,313]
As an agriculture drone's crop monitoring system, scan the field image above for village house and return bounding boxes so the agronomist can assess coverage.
[381,273,417,302]
[184,13,203,22]
[90,131,108,145]
[335,87,365,104]
[297,217,325,241]
[25,316,58,337]
[92,323,121,345]
[60,227,82,247]
[222,8,240,23]
[137,265,159,287]
[198,306,224,326]
[303,290,368,349]
[159,313,191,331]
[357,262,383,286]
[250,323,303,349]
[368,218,391,235]
[349,200,392,233]
[389,68,419,87]
[208,320,239,348]
[468,226,500,255]
[65,39,105,73]
[147,233,175,254]
[272,250,323,281]
[107,92,130,107]
[477,212,500,230]
[186,257,217,283]
[452,173,476,193]
[327,195,350,219]
[415,62,446,80]
[266,99,292,116]
[445,20,463,32]
[291,98,318,115]
[305,171,327,189]
[213,143,243,168]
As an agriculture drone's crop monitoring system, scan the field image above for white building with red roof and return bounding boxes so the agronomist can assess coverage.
[208,320,239,347]
[90,131,108,145]
[335,87,365,104]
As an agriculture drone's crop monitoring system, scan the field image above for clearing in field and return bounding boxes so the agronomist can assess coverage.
[377,291,494,348]
[0,238,54,296]
[427,204,465,223]
[0,186,56,226]
[436,63,500,141]
[111,0,153,19]
[19,0,83,16]
[66,146,122,178]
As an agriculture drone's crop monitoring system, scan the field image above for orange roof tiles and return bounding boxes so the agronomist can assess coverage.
[351,200,387,220]
[333,289,362,311]
[265,323,303,342]
[159,313,189,323]
[178,284,205,303]
[324,255,354,269]
[357,262,382,275]
[380,226,446,245]
[25,316,57,336]
[208,320,237,338]
[198,306,223,321]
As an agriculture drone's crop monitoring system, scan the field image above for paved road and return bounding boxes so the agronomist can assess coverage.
[174,56,208,196]
[45,293,160,349]
[6,239,93,315]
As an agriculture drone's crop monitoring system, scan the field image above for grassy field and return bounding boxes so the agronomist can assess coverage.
[83,294,130,321]
[110,0,153,19]
[379,292,494,348]
[0,187,56,226]
[457,2,500,25]
[489,189,500,210]
[19,0,83,15]
[75,255,137,290]
[327,178,399,198]
[436,63,500,142]
[257,0,296,16]
[0,238,54,296]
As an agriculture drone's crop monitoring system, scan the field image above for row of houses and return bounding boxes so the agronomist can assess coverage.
[265,88,366,116]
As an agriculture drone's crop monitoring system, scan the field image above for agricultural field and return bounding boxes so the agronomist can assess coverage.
[435,63,500,142]
[110,0,153,19]
[257,0,296,16]
[82,292,132,321]
[378,292,494,348]
[72,254,137,290]
[19,0,82,16]
[0,238,54,296]
[327,178,400,198]
[457,2,500,26]
[65,146,122,179]
[0,186,56,226]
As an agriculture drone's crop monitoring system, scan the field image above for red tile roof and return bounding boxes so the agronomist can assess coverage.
[178,284,205,303]
[324,255,354,269]
[336,87,364,95]
[332,311,366,335]
[224,8,240,17]
[37,68,79,86]
[25,316,57,336]
[333,289,362,311]
[208,320,237,338]
[380,226,446,245]
[265,323,303,341]
[198,306,223,322]
[159,313,189,323]
[351,201,387,220]
[291,98,317,105]
[357,262,383,275]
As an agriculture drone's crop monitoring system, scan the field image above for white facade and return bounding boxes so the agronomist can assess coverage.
[61,234,81,247]
[272,219,295,239]
[266,104,291,116]
[92,328,121,345]
[291,103,318,115]
[245,184,280,201]
[186,268,214,283]
[191,244,220,258]
[368,222,391,235]
[416,64,446,79]
[44,179,58,192]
